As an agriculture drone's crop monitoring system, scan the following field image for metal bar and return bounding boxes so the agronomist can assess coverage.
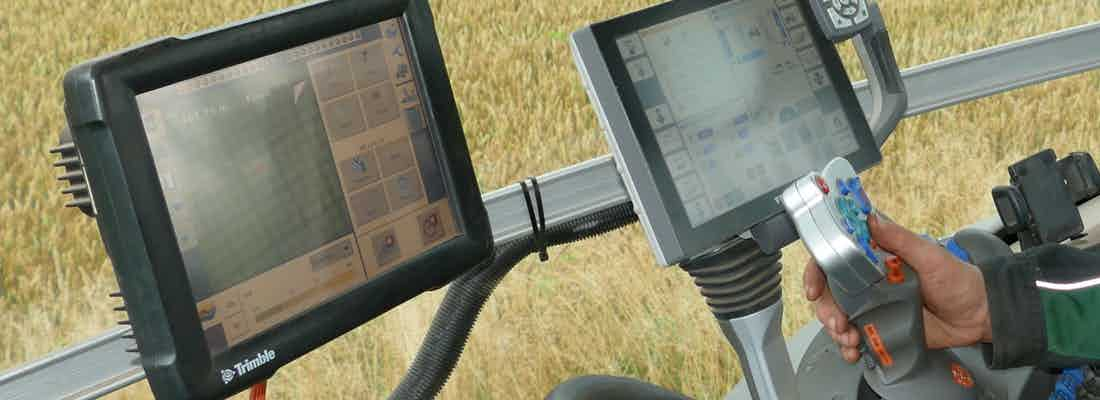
[2,20,1100,400]
[856,21,1100,121]
[0,327,144,400]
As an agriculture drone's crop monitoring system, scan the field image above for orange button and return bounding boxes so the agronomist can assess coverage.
[863,324,894,367]
[951,363,975,388]
[886,256,904,284]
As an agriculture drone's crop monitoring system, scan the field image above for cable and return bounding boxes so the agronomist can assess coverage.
[386,202,637,400]
[249,381,267,400]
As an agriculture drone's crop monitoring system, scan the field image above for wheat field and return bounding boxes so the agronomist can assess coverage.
[1,0,1099,399]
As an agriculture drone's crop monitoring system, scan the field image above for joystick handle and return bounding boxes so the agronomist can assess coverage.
[782,158,977,399]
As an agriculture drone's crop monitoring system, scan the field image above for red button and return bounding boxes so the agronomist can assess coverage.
[815,176,830,194]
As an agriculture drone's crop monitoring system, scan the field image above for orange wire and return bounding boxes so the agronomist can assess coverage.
[249,380,267,400]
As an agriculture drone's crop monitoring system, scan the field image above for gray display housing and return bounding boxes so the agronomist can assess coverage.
[571,0,887,265]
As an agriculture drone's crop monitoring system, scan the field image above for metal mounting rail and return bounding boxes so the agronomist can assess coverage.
[3,20,1100,400]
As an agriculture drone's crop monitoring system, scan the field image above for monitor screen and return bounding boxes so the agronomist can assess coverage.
[136,18,459,354]
[616,0,860,227]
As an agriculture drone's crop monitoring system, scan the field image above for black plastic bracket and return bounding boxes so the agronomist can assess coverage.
[994,149,1094,249]
[750,213,799,256]
[1058,152,1100,204]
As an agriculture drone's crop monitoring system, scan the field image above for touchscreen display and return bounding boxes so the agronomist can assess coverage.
[616,0,860,227]
[136,18,460,354]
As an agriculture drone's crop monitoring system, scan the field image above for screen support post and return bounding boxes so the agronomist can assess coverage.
[681,239,798,400]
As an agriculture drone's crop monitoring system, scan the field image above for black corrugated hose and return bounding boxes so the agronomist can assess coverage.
[386,202,638,400]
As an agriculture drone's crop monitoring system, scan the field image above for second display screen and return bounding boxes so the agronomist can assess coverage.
[617,0,860,227]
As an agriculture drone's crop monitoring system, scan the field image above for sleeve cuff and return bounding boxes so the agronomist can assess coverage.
[978,252,1046,369]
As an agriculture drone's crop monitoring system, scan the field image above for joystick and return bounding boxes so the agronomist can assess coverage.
[782,158,980,400]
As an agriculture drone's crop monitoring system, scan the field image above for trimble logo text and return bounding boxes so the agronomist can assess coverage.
[226,349,276,383]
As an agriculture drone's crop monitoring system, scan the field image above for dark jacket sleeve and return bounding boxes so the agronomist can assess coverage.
[980,243,1100,369]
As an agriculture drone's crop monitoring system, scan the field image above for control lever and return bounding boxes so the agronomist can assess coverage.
[781,158,978,400]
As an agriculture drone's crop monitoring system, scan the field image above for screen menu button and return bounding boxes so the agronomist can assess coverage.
[360,84,400,128]
[312,55,356,101]
[351,43,389,89]
[338,152,382,192]
[371,229,402,267]
[418,208,447,245]
[386,171,426,211]
[322,95,367,140]
[349,185,391,227]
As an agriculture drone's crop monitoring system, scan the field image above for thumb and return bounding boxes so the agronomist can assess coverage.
[868,213,954,275]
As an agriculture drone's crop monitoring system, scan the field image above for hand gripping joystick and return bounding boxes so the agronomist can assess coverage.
[781,158,979,400]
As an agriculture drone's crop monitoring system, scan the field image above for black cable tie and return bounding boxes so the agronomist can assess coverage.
[520,177,549,262]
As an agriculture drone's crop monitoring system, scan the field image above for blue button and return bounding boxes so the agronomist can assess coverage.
[866,249,879,264]
[859,194,873,214]
[943,238,972,263]
[848,177,862,191]
[853,218,869,237]
[837,178,850,195]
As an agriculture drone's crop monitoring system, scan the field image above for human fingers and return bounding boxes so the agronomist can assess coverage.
[827,324,861,348]
[841,346,861,363]
[815,287,850,337]
[868,213,958,275]
[804,259,826,301]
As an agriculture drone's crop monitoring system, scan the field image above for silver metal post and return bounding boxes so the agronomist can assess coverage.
[719,302,799,400]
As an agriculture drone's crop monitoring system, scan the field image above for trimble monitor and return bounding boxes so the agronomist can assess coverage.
[60,0,491,398]
[572,0,881,265]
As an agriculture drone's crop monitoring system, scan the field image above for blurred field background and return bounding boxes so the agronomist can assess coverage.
[2,0,1099,399]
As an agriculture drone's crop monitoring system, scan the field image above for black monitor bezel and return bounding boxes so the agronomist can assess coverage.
[589,0,882,261]
[62,0,492,398]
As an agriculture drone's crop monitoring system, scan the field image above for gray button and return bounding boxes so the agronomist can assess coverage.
[616,34,645,59]
[397,82,418,107]
[323,96,367,141]
[645,104,674,130]
[385,170,425,211]
[392,61,412,84]
[655,128,684,155]
[360,84,400,128]
[377,139,416,177]
[780,6,805,28]
[338,152,381,192]
[204,324,229,354]
[313,55,356,101]
[627,58,655,82]
[807,67,831,90]
[665,151,694,178]
[789,26,812,49]
[350,42,389,89]
[371,228,402,267]
[349,185,390,227]
[405,105,425,130]
[674,173,705,201]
